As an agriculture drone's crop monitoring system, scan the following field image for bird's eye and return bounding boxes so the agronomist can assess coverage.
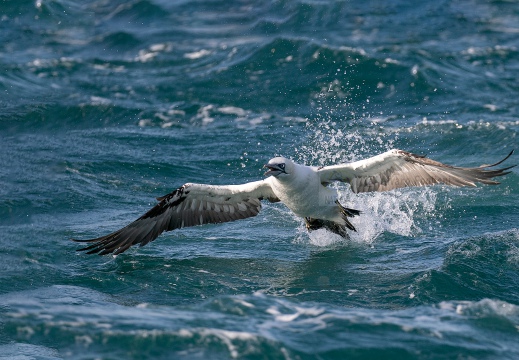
[279,164,285,169]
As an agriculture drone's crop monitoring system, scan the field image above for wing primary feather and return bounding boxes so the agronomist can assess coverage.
[73,181,274,255]
[478,149,514,168]
[322,150,514,193]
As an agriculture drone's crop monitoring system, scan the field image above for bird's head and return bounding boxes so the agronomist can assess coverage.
[264,157,294,178]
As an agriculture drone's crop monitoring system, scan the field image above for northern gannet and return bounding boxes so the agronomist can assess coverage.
[74,149,514,255]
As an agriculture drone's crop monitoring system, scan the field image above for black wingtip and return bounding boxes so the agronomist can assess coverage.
[72,238,105,255]
[71,237,105,254]
[480,149,515,168]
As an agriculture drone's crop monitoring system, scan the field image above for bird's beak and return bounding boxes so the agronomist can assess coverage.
[264,164,285,176]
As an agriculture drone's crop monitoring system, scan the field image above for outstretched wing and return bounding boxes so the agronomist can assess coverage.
[73,179,278,255]
[318,149,514,193]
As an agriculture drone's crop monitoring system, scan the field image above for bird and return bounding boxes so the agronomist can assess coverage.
[73,149,514,255]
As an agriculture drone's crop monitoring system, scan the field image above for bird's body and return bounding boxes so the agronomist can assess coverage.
[74,149,514,255]
[268,161,335,220]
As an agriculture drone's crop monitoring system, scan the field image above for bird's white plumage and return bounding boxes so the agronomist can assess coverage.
[265,157,344,223]
[74,149,514,255]
[318,149,513,193]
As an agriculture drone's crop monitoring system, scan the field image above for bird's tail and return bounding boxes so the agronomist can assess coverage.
[304,200,361,238]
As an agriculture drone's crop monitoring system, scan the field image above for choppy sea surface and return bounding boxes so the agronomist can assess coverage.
[1,0,519,359]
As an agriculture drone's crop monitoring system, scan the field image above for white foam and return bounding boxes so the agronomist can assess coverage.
[150,43,172,52]
[440,298,519,318]
[184,49,211,59]
[307,228,348,247]
[135,49,158,63]
[233,299,255,308]
[217,106,247,116]
[266,304,325,323]
[194,104,214,124]
[90,96,111,105]
[345,187,438,244]
[198,328,257,358]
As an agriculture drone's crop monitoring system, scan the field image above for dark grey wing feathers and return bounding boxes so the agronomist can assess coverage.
[73,181,274,255]
[319,149,514,193]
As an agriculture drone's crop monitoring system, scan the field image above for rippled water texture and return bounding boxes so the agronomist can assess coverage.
[1,0,518,359]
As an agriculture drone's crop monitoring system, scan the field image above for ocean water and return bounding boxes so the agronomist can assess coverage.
[1,0,519,358]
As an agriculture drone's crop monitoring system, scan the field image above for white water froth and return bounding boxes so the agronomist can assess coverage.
[299,187,439,248]
[296,118,439,247]
[439,298,519,318]
[345,187,438,244]
[306,228,348,247]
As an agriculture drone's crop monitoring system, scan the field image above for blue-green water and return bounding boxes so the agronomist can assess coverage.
[1,0,519,358]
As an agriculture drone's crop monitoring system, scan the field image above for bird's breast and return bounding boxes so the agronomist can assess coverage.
[270,176,338,219]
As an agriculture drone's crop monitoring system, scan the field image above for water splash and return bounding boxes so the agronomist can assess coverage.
[295,107,398,167]
[343,187,438,244]
[306,228,349,247]
[295,186,440,248]
[295,100,439,246]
